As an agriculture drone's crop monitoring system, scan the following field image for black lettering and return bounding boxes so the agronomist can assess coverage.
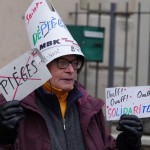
[8,77,15,89]
[110,99,114,106]
[143,94,147,97]
[147,91,150,96]
[26,64,32,78]
[0,80,8,94]
[107,90,110,98]
[53,39,60,45]
[40,43,46,50]
[21,66,28,81]
[137,91,142,98]
[31,60,38,74]
[13,67,22,86]
[47,41,52,46]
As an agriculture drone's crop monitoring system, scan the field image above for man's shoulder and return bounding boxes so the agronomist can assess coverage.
[76,82,105,107]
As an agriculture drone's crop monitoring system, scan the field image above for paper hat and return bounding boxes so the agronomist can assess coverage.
[25,0,85,65]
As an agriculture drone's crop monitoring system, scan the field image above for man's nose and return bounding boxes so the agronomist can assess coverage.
[65,63,75,72]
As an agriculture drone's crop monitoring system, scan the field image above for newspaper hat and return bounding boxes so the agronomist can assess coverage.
[25,0,85,65]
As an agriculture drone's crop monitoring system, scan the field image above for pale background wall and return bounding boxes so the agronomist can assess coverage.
[0,0,79,68]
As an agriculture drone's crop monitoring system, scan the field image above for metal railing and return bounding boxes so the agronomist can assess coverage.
[69,3,150,144]
[69,2,150,96]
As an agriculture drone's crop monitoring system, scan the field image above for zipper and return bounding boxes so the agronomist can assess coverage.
[62,118,69,150]
[63,119,66,130]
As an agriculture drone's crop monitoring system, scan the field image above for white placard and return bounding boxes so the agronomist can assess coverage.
[105,86,150,121]
[0,51,51,101]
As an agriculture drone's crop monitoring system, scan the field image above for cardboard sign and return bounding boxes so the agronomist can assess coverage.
[105,86,150,120]
[0,51,51,101]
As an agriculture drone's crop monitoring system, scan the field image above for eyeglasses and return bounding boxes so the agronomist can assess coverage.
[56,58,83,70]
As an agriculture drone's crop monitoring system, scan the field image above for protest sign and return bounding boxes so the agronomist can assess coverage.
[0,50,51,101]
[105,86,150,120]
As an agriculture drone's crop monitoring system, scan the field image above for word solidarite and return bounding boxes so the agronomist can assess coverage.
[107,104,150,119]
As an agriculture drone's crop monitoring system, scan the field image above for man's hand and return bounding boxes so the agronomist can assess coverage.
[116,115,143,150]
[0,100,24,145]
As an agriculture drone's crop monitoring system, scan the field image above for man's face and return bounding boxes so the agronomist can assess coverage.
[47,55,78,92]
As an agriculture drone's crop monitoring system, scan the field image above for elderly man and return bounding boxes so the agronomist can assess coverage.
[0,53,143,150]
[0,0,143,149]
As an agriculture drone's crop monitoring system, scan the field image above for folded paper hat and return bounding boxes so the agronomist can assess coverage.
[25,0,85,65]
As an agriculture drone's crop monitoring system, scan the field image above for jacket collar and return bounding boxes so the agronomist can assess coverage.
[76,82,104,115]
[21,83,105,127]
[21,83,104,113]
[76,83,105,133]
[21,84,83,113]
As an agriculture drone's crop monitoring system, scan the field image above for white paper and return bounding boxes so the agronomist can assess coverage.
[0,51,51,101]
[105,86,150,120]
[25,0,83,65]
